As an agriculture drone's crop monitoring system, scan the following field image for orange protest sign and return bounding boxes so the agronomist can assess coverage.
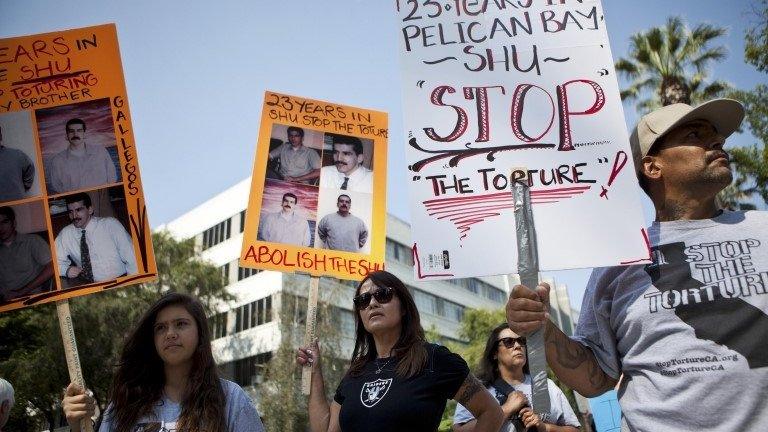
[240,91,388,280]
[0,24,156,313]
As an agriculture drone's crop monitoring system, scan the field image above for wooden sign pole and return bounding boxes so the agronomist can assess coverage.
[56,300,93,432]
[301,276,321,395]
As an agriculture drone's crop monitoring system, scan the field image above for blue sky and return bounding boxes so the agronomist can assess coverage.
[1,0,764,305]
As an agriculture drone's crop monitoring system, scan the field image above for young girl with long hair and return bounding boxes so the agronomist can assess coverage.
[63,292,265,432]
[296,270,503,432]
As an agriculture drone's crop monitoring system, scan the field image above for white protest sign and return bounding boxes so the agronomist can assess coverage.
[396,0,652,279]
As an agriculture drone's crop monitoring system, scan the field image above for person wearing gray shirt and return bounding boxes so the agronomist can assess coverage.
[268,126,321,184]
[317,194,368,252]
[506,99,768,431]
[62,293,265,432]
[97,379,264,432]
[0,206,54,302]
[46,118,117,195]
[0,126,35,202]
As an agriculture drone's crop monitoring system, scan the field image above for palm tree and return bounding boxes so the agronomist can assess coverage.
[616,17,730,112]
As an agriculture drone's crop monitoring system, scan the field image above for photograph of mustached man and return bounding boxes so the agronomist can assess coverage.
[315,190,372,254]
[0,201,54,303]
[319,133,374,193]
[257,178,319,248]
[266,124,323,185]
[49,186,137,289]
[36,98,122,195]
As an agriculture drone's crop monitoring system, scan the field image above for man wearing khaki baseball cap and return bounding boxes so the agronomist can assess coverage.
[506,99,768,431]
[631,98,744,216]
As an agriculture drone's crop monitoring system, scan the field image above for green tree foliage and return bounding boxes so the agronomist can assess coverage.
[0,231,229,431]
[728,86,768,206]
[259,278,346,432]
[456,309,507,374]
[258,321,309,432]
[722,1,768,209]
[616,17,729,112]
[745,0,768,71]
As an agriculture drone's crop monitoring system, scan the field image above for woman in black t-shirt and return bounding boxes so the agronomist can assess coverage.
[296,270,503,432]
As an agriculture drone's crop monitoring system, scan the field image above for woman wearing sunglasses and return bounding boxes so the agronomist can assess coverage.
[297,270,503,432]
[453,323,580,432]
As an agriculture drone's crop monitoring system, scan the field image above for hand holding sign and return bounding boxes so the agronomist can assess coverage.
[506,283,551,336]
[62,382,95,432]
[296,338,322,369]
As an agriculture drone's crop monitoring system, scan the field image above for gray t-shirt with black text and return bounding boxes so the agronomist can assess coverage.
[574,210,768,431]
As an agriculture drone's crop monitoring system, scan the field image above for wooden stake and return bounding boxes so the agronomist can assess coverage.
[301,276,320,395]
[56,300,93,432]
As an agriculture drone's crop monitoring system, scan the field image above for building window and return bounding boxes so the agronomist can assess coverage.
[386,239,398,261]
[412,288,438,316]
[337,309,356,337]
[219,352,272,387]
[466,279,479,293]
[234,296,273,334]
[444,277,505,304]
[484,284,506,303]
[240,210,246,233]
[411,286,465,322]
[237,265,261,281]
[385,239,414,266]
[202,218,233,250]
[220,263,230,284]
[443,300,464,322]
[210,311,228,339]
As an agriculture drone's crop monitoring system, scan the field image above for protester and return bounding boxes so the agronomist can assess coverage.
[506,99,768,431]
[62,292,265,432]
[453,323,580,432]
[297,270,504,432]
[0,378,13,432]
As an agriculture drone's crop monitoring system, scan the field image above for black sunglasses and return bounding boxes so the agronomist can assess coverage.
[497,337,526,348]
[353,286,395,310]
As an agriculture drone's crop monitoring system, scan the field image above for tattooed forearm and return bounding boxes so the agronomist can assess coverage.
[545,322,616,395]
[588,355,611,390]
[549,329,590,368]
[456,374,484,405]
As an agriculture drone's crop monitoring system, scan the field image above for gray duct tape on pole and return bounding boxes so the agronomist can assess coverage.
[512,179,551,418]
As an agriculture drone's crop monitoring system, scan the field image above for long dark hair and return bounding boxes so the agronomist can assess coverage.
[107,292,227,432]
[476,323,530,387]
[348,271,427,378]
